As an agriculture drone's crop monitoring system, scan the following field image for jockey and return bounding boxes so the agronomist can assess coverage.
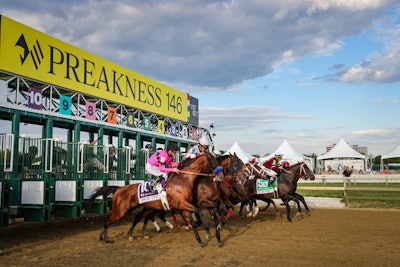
[146,142,180,192]
[262,153,283,182]
[182,136,210,160]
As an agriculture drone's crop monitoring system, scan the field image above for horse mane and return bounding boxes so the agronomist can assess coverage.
[178,153,208,169]
[217,154,229,163]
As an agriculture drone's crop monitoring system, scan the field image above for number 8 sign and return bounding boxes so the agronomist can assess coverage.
[86,102,96,120]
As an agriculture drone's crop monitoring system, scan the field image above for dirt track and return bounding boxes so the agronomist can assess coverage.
[1,207,399,267]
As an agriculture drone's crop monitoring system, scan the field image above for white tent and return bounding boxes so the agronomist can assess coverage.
[224,141,255,163]
[259,139,312,169]
[380,144,400,170]
[259,140,305,163]
[317,137,366,172]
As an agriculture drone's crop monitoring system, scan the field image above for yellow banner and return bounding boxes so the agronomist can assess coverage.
[0,15,189,122]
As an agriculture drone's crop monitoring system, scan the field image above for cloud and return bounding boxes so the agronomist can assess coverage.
[3,0,397,91]
[351,129,393,136]
[199,106,313,131]
[333,8,400,83]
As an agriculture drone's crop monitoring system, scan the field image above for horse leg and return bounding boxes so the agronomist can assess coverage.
[281,196,292,222]
[194,209,212,241]
[238,201,246,216]
[183,210,203,247]
[251,198,259,217]
[269,199,282,218]
[170,210,180,228]
[102,212,125,243]
[158,211,174,229]
[180,211,190,229]
[210,208,223,247]
[127,208,147,239]
[142,214,153,237]
[288,194,303,219]
[294,193,311,216]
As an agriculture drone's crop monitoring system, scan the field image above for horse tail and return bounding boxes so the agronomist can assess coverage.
[85,186,120,211]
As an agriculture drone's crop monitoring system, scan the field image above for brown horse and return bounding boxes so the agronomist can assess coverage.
[240,162,315,222]
[125,154,249,245]
[87,153,221,246]
[128,174,226,246]
[216,153,248,218]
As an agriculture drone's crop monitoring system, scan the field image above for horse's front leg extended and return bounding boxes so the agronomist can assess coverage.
[294,193,311,216]
[195,208,211,241]
[186,210,204,247]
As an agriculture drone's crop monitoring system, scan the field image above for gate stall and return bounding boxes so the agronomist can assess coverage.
[18,138,54,222]
[106,146,132,209]
[52,140,82,218]
[80,142,108,214]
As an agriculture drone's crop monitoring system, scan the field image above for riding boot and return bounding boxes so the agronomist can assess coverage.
[147,176,162,192]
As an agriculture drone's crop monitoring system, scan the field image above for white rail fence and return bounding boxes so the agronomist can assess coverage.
[300,174,400,184]
[298,175,400,207]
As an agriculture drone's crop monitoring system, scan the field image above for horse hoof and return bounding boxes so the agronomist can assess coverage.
[205,234,211,240]
[105,239,114,243]
[218,242,224,248]
[246,212,253,218]
[143,235,150,240]
[128,236,135,241]
[182,226,191,231]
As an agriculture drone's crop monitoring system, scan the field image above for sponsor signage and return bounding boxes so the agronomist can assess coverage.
[0,15,195,123]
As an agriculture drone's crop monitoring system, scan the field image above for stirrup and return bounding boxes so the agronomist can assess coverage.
[146,184,155,192]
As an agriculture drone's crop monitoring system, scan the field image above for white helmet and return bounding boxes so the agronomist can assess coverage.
[198,136,210,146]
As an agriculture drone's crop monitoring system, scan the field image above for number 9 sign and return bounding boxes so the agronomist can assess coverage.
[59,95,71,115]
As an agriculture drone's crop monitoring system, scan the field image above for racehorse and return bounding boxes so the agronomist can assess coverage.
[240,162,315,222]
[87,153,221,246]
[238,161,280,218]
[216,153,248,218]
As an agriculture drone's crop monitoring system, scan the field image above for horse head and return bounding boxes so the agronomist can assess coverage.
[218,153,247,184]
[285,162,315,181]
[299,162,315,180]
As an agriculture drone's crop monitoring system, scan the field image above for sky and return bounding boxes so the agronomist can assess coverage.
[1,0,400,157]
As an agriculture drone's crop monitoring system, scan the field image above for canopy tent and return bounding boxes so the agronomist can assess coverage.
[223,141,255,163]
[380,144,400,170]
[259,139,313,169]
[259,140,305,163]
[317,137,366,172]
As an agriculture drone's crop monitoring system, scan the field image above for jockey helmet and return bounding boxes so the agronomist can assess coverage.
[167,142,179,152]
[275,153,283,158]
[283,161,290,167]
[198,136,210,146]
[145,144,152,150]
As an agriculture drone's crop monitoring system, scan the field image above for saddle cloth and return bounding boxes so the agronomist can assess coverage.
[138,180,170,210]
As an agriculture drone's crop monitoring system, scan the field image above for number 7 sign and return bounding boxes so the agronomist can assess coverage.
[107,107,117,124]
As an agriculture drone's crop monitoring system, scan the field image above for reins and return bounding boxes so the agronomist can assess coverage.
[177,170,216,177]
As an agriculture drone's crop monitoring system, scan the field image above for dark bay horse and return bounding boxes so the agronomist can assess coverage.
[87,153,221,246]
[240,162,315,222]
[216,153,248,218]
[238,161,280,218]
